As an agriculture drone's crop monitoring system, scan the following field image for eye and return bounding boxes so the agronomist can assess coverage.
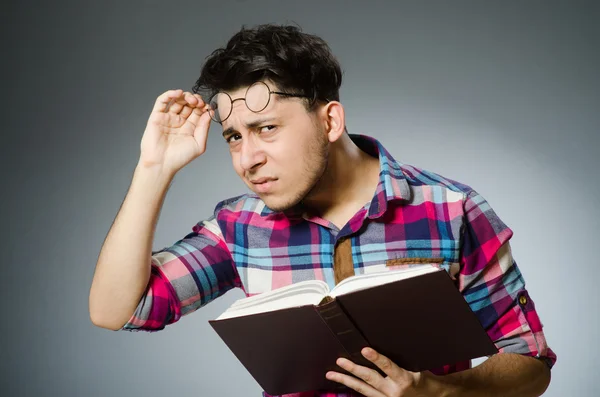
[225,133,242,144]
[259,125,277,133]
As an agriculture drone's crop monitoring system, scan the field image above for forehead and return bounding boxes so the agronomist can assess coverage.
[219,81,306,129]
[226,79,279,98]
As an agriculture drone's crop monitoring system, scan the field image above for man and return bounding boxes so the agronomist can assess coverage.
[89,24,556,397]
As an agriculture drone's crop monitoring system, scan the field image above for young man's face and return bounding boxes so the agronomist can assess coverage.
[219,80,329,212]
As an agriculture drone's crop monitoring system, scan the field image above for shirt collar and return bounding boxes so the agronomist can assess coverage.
[260,134,411,218]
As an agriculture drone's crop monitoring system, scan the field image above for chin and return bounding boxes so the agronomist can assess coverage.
[261,196,297,213]
[260,190,306,213]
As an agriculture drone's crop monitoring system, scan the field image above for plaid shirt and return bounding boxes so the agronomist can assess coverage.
[120,134,556,397]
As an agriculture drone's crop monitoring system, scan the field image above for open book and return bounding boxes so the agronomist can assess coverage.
[209,265,497,396]
[216,265,439,320]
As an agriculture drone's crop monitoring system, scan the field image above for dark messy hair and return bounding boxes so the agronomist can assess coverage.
[192,24,343,111]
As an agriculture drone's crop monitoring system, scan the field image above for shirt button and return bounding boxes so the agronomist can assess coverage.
[519,295,528,305]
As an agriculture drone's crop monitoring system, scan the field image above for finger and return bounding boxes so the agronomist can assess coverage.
[168,101,185,115]
[325,371,385,397]
[362,348,403,380]
[180,103,194,119]
[168,92,200,115]
[147,110,188,130]
[193,93,206,109]
[191,109,212,148]
[186,91,200,106]
[152,89,183,113]
[186,103,209,128]
[336,357,386,391]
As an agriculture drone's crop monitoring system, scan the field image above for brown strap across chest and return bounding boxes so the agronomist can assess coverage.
[333,238,355,285]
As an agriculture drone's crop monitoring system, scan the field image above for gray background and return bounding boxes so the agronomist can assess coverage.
[2,0,598,396]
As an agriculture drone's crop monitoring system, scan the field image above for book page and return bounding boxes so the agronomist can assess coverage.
[215,279,331,320]
[330,265,440,298]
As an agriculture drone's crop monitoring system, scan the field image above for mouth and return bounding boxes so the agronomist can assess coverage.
[249,177,277,193]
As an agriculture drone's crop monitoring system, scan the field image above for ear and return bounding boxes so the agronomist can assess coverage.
[321,101,346,143]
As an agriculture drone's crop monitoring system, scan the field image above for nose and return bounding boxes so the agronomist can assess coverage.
[239,134,266,172]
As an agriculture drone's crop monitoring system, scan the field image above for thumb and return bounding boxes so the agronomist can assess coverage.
[192,109,212,150]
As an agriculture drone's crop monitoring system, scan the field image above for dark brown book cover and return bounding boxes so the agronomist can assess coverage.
[208,269,497,395]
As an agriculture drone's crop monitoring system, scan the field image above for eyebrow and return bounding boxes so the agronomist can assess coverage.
[222,117,279,138]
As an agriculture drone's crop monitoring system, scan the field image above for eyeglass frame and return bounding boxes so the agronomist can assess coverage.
[207,81,314,123]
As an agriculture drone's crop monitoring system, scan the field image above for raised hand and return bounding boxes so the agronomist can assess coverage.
[139,89,212,176]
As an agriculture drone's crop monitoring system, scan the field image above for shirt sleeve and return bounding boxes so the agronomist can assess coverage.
[118,214,242,332]
[457,190,557,368]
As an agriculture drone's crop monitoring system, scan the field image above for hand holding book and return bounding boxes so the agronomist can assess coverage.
[326,346,439,397]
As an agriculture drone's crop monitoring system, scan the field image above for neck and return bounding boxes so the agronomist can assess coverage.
[302,134,380,217]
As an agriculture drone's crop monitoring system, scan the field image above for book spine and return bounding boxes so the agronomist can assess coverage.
[315,300,374,369]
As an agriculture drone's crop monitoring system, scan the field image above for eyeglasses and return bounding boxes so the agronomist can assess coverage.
[207,81,311,123]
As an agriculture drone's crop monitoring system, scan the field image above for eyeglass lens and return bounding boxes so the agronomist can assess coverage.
[208,82,273,123]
